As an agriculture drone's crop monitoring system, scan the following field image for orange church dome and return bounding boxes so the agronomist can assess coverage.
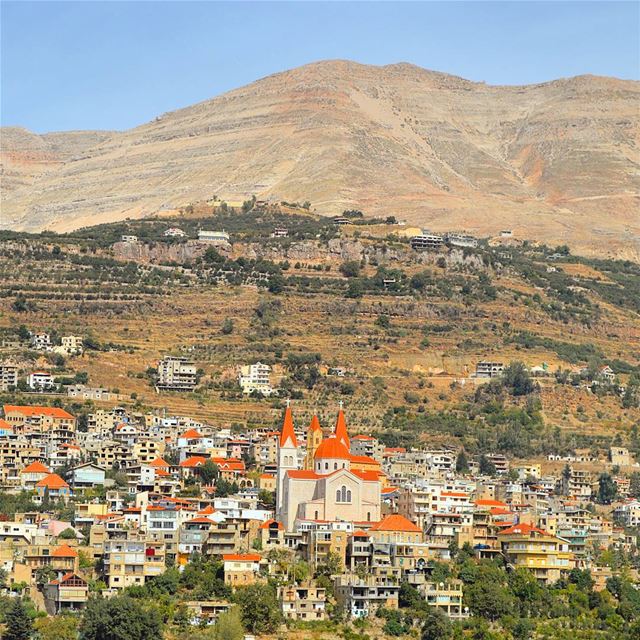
[314,436,350,460]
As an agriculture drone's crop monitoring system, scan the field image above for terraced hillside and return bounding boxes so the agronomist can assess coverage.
[0,207,638,458]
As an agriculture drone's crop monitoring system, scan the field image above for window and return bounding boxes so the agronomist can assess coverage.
[336,485,351,503]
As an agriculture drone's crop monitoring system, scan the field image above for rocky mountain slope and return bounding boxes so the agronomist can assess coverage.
[1,60,638,257]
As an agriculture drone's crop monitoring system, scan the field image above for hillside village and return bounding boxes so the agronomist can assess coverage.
[0,203,639,639]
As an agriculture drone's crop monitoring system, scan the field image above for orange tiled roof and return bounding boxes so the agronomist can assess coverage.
[308,415,322,432]
[314,436,350,460]
[352,434,375,440]
[180,428,203,439]
[474,499,508,508]
[499,522,550,537]
[4,405,74,419]
[36,473,69,489]
[334,408,350,448]
[288,470,321,480]
[351,529,370,537]
[279,406,297,448]
[149,457,170,468]
[20,461,50,474]
[259,473,275,479]
[223,553,261,562]
[180,456,207,468]
[259,518,284,530]
[52,544,78,558]
[198,505,216,515]
[187,516,215,524]
[370,514,421,533]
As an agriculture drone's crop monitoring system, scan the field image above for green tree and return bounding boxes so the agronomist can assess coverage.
[478,455,497,476]
[345,280,364,299]
[597,473,617,505]
[3,598,33,640]
[58,527,77,540]
[199,460,219,485]
[421,608,451,640]
[629,472,640,498]
[79,595,163,640]
[232,584,282,634]
[339,261,361,278]
[502,361,537,396]
[456,449,469,473]
[221,318,234,335]
[213,606,244,640]
[34,615,78,640]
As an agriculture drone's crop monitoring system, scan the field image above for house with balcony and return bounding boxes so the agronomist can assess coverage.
[279,582,327,621]
[43,572,89,614]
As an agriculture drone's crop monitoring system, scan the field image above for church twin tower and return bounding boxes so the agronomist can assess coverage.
[275,404,350,519]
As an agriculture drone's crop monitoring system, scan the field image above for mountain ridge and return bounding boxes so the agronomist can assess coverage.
[1,59,638,258]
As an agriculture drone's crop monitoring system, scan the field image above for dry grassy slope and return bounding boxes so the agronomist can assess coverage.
[1,271,638,436]
[1,60,638,258]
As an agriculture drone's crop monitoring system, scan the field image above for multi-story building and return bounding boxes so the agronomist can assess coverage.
[350,435,385,463]
[0,363,18,391]
[279,582,327,621]
[499,522,574,584]
[475,361,504,378]
[27,371,55,391]
[410,233,444,251]
[60,336,84,354]
[334,574,400,618]
[614,499,640,528]
[30,333,52,351]
[197,230,230,244]
[222,553,262,587]
[43,572,89,615]
[103,536,166,590]
[238,362,275,396]
[419,580,469,619]
[157,356,197,391]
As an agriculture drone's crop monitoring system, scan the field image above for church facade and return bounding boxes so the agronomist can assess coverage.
[276,406,382,531]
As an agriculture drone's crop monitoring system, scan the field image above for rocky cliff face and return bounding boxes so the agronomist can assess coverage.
[2,61,638,258]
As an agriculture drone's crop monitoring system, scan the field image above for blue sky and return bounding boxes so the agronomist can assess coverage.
[2,1,639,132]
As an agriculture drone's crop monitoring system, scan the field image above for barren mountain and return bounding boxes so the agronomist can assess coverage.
[1,60,639,257]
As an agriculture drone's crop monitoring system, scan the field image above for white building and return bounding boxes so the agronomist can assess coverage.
[475,361,504,378]
[30,333,52,351]
[164,227,186,238]
[445,233,478,248]
[614,500,640,528]
[157,356,197,391]
[410,233,444,251]
[271,228,289,238]
[0,363,18,391]
[121,235,138,243]
[239,362,275,396]
[60,336,83,355]
[198,230,230,244]
[27,371,56,391]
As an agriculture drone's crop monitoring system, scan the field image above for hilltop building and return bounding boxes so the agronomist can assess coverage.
[157,356,197,392]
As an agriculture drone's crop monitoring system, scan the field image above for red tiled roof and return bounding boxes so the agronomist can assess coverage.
[370,514,421,533]
[308,415,322,432]
[352,434,375,440]
[4,405,74,419]
[351,529,370,537]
